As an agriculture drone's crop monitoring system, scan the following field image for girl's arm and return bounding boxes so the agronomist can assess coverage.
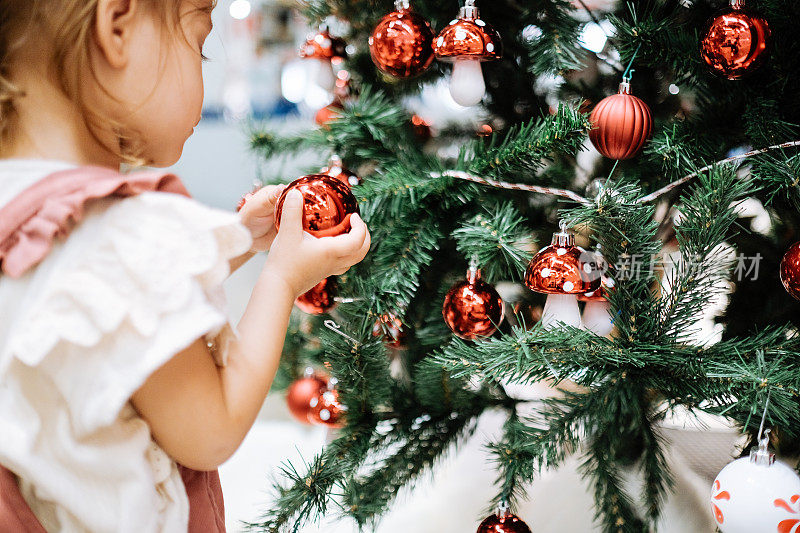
[130,191,370,470]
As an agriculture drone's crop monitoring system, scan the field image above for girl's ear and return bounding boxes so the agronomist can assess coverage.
[94,0,139,69]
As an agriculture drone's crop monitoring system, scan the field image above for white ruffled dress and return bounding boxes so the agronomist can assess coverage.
[0,160,253,532]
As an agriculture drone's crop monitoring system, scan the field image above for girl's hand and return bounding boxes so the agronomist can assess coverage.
[263,190,371,297]
[239,185,287,253]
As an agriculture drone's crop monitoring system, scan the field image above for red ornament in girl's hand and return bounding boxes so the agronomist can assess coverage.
[274,175,359,237]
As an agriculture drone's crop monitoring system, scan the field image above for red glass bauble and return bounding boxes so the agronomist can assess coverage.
[589,82,652,160]
[525,230,600,295]
[443,269,504,340]
[700,3,770,79]
[321,157,361,187]
[274,175,359,238]
[315,101,344,126]
[433,6,502,62]
[372,313,407,347]
[286,375,328,424]
[476,512,532,533]
[309,388,344,427]
[780,241,800,300]
[299,28,347,60]
[295,277,338,315]
[369,6,435,78]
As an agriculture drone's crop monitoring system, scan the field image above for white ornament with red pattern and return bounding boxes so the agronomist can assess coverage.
[710,434,800,533]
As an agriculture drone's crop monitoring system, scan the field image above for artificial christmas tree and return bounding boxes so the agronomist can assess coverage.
[245,0,800,531]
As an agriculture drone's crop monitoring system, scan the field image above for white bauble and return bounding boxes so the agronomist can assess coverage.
[711,456,800,533]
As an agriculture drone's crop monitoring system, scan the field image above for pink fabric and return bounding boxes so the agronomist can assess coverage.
[0,166,226,532]
[0,165,190,278]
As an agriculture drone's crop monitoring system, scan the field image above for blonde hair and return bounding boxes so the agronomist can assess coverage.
[0,0,184,163]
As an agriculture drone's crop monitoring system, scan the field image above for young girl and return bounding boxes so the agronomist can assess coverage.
[0,1,370,531]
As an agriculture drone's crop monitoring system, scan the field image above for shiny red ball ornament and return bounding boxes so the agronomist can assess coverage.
[780,241,800,300]
[700,0,770,80]
[372,313,407,347]
[443,267,504,340]
[275,175,359,237]
[295,277,338,315]
[476,509,532,533]
[299,28,347,61]
[309,387,344,427]
[589,81,653,160]
[286,374,328,424]
[525,226,600,295]
[321,156,361,187]
[369,1,435,78]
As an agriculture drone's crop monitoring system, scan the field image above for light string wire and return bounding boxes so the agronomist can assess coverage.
[432,139,800,205]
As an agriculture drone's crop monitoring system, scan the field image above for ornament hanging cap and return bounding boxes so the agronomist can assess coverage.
[730,0,744,9]
[467,255,481,283]
[750,429,775,466]
[460,0,479,20]
[395,0,410,10]
[551,221,575,247]
[618,80,632,95]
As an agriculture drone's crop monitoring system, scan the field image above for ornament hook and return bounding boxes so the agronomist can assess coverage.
[324,320,360,344]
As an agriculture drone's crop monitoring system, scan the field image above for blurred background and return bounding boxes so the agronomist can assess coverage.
[169,2,740,531]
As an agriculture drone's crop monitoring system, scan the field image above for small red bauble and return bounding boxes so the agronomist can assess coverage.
[369,2,435,78]
[321,156,361,187]
[274,175,359,237]
[589,81,653,160]
[443,268,504,340]
[372,313,407,347]
[309,387,345,427]
[295,277,338,315]
[525,227,600,295]
[299,28,347,61]
[315,101,344,126]
[780,241,800,300]
[700,0,770,80]
[476,510,532,533]
[286,374,328,424]
[411,115,433,142]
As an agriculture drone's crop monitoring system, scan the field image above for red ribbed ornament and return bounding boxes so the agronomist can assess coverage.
[369,2,435,78]
[700,1,770,79]
[525,228,600,295]
[442,268,504,340]
[476,511,532,533]
[780,241,800,300]
[295,277,338,315]
[274,175,359,238]
[589,81,653,160]
[286,374,328,424]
